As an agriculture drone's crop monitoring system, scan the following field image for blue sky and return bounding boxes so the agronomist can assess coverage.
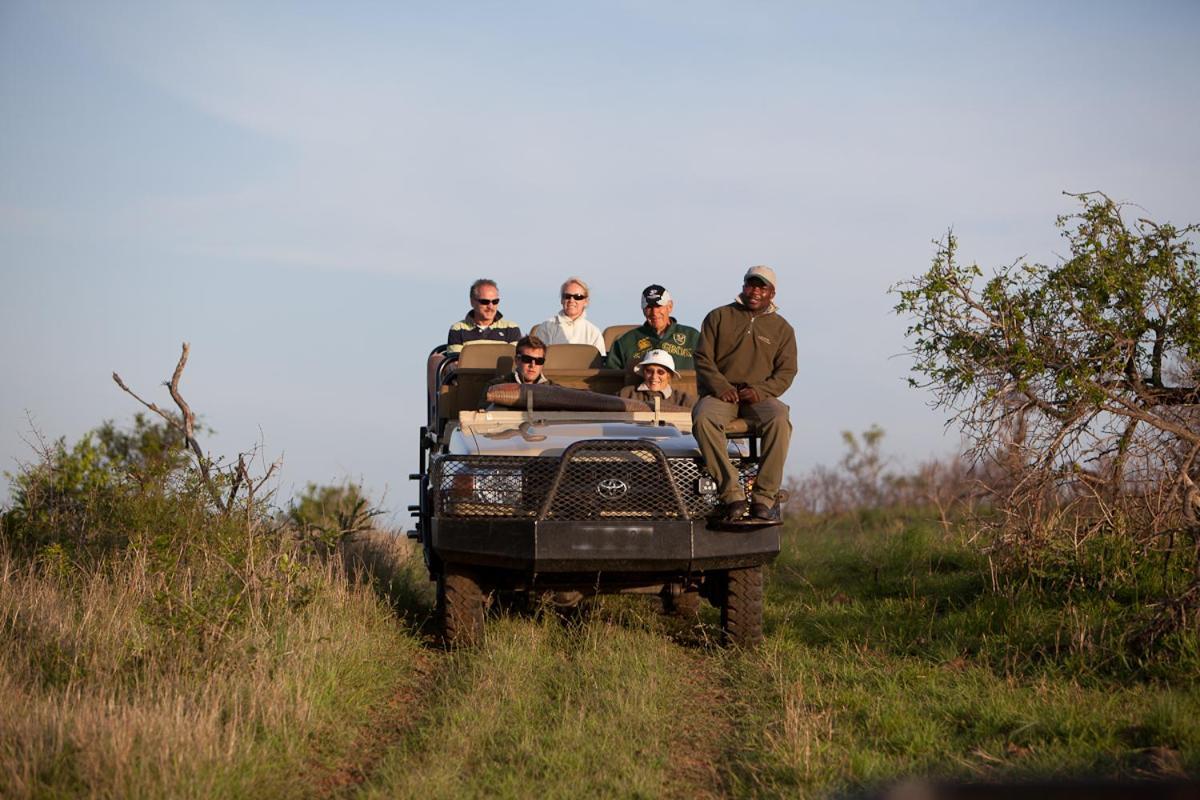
[3,1,1198,519]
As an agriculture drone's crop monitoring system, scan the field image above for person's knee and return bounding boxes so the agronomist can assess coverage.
[693,408,726,432]
[757,412,790,433]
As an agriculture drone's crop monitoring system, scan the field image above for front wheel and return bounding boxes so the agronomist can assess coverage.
[720,566,764,647]
[437,565,485,647]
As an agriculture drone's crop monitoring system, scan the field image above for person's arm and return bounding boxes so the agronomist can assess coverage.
[673,390,697,410]
[505,325,523,344]
[694,310,737,401]
[447,325,465,353]
[540,316,561,345]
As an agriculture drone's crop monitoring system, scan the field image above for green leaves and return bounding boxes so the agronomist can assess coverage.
[893,193,1200,420]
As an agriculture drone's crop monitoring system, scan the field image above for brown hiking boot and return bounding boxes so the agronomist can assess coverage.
[750,502,774,521]
[716,500,749,522]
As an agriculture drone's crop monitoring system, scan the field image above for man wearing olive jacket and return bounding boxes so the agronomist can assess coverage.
[693,265,797,522]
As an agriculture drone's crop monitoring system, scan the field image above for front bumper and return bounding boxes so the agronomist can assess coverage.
[431,517,780,574]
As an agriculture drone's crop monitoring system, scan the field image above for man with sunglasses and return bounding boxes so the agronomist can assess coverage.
[447,278,522,353]
[483,334,554,403]
[605,284,700,372]
[693,266,797,522]
[536,277,606,355]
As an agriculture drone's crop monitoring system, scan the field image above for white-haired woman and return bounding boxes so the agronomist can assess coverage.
[536,276,606,355]
[617,349,696,409]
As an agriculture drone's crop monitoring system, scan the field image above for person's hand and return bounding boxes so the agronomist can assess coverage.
[719,387,740,403]
[737,386,761,405]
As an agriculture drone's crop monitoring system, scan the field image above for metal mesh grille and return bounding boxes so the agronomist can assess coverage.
[541,440,683,520]
[667,458,758,517]
[431,450,757,520]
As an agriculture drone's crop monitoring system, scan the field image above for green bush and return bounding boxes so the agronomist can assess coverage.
[285,481,380,551]
[1,415,320,655]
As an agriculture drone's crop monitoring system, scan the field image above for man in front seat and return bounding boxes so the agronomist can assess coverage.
[481,334,554,405]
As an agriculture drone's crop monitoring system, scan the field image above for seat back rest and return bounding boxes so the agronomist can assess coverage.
[458,340,516,371]
[672,370,697,397]
[434,343,515,433]
[602,324,639,353]
[544,343,603,370]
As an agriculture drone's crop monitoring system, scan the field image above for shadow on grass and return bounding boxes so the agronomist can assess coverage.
[339,531,438,640]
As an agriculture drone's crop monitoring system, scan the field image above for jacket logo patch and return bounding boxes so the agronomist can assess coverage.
[673,332,686,345]
[637,337,651,351]
[757,335,771,344]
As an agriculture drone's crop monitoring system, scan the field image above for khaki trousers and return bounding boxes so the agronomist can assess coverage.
[692,396,792,507]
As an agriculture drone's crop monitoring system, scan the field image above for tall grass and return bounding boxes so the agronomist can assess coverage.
[0,415,429,798]
[0,534,423,798]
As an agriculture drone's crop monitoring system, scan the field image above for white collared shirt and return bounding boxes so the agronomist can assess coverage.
[636,382,673,398]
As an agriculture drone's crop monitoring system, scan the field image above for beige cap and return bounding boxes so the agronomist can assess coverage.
[744,265,776,288]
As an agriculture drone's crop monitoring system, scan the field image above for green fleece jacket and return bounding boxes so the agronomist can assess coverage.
[694,299,797,399]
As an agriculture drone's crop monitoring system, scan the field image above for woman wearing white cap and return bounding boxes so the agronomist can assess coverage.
[617,349,697,409]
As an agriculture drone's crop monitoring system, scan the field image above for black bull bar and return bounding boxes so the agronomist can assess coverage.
[431,517,780,573]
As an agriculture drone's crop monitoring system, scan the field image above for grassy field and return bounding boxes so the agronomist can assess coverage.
[4,515,1198,798]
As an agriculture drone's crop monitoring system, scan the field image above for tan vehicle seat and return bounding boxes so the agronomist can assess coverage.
[457,340,516,371]
[602,324,638,354]
[543,343,603,370]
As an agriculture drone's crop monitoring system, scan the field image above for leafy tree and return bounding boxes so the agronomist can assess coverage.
[286,482,380,550]
[893,192,1200,584]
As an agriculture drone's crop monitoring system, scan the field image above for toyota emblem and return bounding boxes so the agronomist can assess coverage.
[596,478,628,499]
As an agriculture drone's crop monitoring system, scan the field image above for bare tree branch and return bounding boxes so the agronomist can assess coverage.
[113,342,219,503]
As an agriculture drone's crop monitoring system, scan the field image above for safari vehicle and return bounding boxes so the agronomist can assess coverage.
[408,338,781,646]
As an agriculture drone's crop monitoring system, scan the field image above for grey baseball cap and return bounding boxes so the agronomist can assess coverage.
[744,265,777,288]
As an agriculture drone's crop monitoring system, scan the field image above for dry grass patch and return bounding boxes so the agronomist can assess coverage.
[0,539,423,799]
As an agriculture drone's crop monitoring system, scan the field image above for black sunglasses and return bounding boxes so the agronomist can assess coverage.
[562,293,587,301]
[474,297,500,305]
[517,354,546,365]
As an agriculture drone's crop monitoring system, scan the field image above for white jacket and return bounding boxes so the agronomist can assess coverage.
[536,312,606,355]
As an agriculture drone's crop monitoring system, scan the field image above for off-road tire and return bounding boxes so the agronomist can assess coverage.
[662,588,702,618]
[438,565,485,647]
[720,566,763,647]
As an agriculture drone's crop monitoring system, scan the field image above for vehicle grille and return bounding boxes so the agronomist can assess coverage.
[432,444,757,520]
